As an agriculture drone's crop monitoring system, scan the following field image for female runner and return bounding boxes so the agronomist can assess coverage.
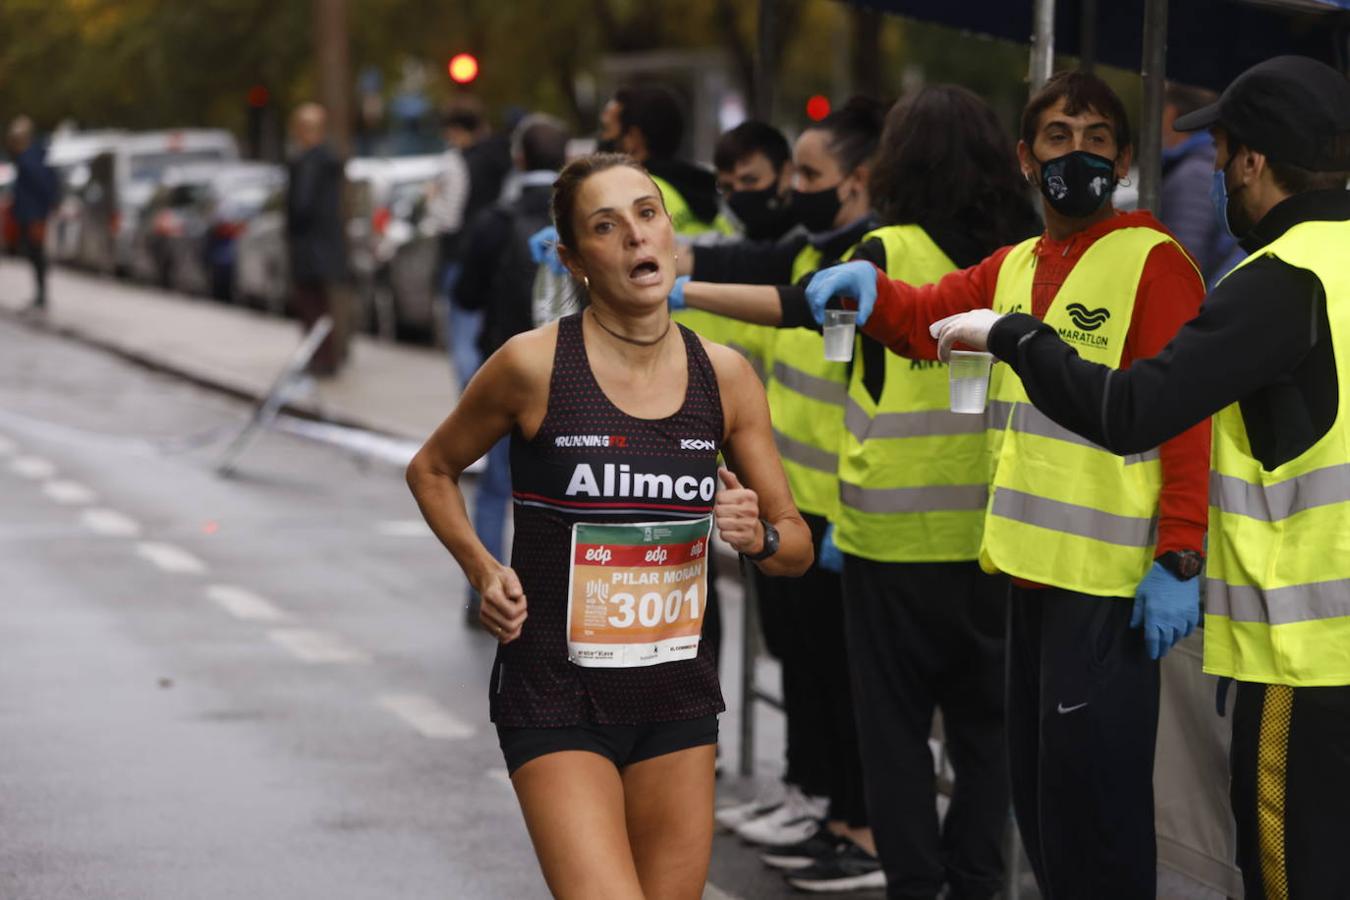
[407,153,811,900]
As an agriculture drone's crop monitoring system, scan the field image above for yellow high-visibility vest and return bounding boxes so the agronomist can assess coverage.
[833,226,988,562]
[1205,219,1350,686]
[982,228,1190,596]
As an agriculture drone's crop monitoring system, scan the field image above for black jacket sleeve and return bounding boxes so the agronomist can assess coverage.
[774,236,887,330]
[692,237,806,286]
[454,207,511,311]
[987,256,1322,456]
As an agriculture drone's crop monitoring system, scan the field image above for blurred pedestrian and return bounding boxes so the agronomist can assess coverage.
[285,103,348,377]
[1161,83,1241,284]
[7,116,57,311]
[452,114,570,619]
[438,100,512,392]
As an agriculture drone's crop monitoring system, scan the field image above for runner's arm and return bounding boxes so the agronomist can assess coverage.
[706,343,813,576]
[406,330,551,640]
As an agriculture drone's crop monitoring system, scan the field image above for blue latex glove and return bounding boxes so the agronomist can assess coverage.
[818,523,844,574]
[528,226,568,276]
[1131,562,1200,660]
[669,275,689,311]
[805,260,878,326]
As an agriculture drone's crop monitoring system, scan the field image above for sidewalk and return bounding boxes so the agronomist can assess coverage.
[0,260,455,441]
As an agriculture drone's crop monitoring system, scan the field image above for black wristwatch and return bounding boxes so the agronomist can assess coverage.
[742,519,780,562]
[1157,550,1204,581]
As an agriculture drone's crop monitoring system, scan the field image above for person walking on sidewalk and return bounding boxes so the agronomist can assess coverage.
[928,55,1350,900]
[285,103,348,377]
[407,153,811,899]
[452,114,569,620]
[807,71,1211,899]
[7,116,56,312]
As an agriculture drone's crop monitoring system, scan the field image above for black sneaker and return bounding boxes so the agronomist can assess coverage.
[785,842,885,893]
[760,827,848,870]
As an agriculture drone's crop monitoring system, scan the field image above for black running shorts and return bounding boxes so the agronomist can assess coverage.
[497,715,719,775]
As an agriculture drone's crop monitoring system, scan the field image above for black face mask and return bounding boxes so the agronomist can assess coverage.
[790,184,844,235]
[1034,150,1119,218]
[727,186,795,241]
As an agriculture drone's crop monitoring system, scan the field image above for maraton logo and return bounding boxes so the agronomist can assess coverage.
[1064,303,1111,332]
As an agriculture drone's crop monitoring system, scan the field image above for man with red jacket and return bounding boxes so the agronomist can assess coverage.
[808,72,1209,899]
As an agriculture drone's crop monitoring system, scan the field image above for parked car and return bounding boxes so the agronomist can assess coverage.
[232,182,288,315]
[42,129,125,263]
[128,163,217,288]
[344,154,444,341]
[167,163,285,300]
[72,129,239,275]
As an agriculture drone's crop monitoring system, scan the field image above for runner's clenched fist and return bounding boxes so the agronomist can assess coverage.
[714,467,763,555]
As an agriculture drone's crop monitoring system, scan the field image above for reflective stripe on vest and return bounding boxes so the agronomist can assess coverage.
[1205,219,1350,686]
[765,242,845,518]
[832,225,989,562]
[980,229,1184,597]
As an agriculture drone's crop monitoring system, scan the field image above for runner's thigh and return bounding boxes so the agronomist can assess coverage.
[622,744,716,900]
[512,751,645,900]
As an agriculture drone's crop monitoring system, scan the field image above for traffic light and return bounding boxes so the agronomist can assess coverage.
[806,94,831,122]
[448,53,479,85]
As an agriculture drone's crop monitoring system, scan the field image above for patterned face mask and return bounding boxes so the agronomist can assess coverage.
[1033,150,1119,218]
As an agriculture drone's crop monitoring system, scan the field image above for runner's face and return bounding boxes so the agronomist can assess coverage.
[566,166,676,311]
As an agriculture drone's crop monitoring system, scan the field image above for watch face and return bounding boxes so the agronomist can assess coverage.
[1180,554,1203,578]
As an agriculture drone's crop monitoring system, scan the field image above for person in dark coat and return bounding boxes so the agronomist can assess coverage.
[285,103,348,376]
[7,116,57,311]
[452,114,568,619]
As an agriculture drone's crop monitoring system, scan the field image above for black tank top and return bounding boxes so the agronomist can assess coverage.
[492,313,727,726]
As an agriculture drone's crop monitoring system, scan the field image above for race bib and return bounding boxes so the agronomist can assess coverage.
[566,517,712,668]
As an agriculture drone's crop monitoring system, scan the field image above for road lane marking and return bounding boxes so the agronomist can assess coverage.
[378,693,476,739]
[81,508,143,538]
[703,883,741,900]
[43,480,97,505]
[267,628,370,664]
[375,520,432,537]
[486,767,513,787]
[0,435,15,455]
[10,456,56,479]
[135,542,207,575]
[206,585,289,622]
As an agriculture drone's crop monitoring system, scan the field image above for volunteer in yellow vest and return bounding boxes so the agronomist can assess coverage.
[928,56,1350,900]
[808,72,1211,900]
[673,98,888,886]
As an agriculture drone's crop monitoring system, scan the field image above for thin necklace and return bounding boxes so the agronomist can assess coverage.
[590,310,672,347]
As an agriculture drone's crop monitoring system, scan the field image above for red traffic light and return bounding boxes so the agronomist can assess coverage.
[806,94,831,122]
[448,53,479,85]
[247,85,270,109]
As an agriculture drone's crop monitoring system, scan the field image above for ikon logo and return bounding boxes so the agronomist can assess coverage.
[680,439,716,451]
[1064,303,1111,332]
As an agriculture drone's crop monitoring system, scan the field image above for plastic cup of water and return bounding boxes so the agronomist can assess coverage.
[823,309,857,362]
[948,350,993,414]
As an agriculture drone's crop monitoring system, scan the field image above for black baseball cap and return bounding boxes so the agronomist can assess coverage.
[1175,55,1350,172]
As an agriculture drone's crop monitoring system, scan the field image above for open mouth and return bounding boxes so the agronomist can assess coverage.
[628,258,661,283]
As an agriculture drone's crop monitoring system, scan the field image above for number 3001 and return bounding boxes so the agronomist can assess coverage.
[606,585,701,629]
